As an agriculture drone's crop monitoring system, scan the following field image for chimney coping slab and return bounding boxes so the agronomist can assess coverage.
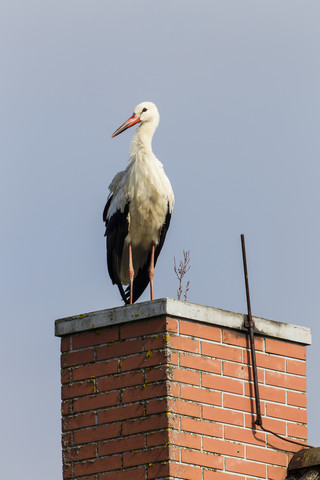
[54,298,311,345]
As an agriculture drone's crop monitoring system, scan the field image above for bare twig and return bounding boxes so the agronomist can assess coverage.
[184,280,190,302]
[173,250,191,301]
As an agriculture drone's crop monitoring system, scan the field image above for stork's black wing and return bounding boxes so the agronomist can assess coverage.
[103,196,130,303]
[123,204,172,303]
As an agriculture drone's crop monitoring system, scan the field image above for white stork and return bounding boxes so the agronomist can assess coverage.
[103,102,174,304]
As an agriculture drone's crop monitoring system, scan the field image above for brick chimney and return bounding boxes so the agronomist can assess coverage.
[55,298,311,480]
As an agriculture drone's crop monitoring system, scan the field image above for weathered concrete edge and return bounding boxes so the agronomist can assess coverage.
[55,298,311,345]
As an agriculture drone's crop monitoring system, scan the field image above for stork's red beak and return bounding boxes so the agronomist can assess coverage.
[111,114,141,138]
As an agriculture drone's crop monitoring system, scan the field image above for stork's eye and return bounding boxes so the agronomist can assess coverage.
[142,107,148,112]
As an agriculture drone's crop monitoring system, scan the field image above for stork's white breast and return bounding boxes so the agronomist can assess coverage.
[127,156,173,248]
[109,153,174,250]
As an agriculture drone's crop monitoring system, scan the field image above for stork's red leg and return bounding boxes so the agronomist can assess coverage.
[128,242,134,304]
[149,242,155,301]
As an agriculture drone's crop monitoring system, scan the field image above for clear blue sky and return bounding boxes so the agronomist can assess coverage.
[1,1,319,477]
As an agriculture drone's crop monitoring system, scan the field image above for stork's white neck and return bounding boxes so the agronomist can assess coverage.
[130,121,158,160]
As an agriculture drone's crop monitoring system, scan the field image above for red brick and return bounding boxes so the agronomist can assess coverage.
[61,348,94,367]
[62,431,73,448]
[62,381,94,399]
[146,398,167,415]
[166,317,179,333]
[202,373,243,394]
[122,414,168,435]
[145,365,167,383]
[287,422,308,439]
[223,361,264,382]
[61,337,71,352]
[73,391,119,413]
[73,360,118,381]
[168,335,200,353]
[148,462,171,479]
[168,381,179,397]
[224,394,265,415]
[100,468,146,480]
[168,351,179,366]
[265,338,306,360]
[180,320,221,342]
[146,429,168,447]
[223,329,263,350]
[170,443,182,461]
[244,383,286,404]
[244,350,286,372]
[61,400,73,416]
[63,412,96,431]
[123,446,168,467]
[120,318,167,339]
[267,403,307,423]
[169,462,202,480]
[63,463,73,479]
[181,385,222,406]
[74,423,121,444]
[73,327,118,349]
[222,329,247,348]
[98,403,144,424]
[286,358,306,376]
[170,431,201,449]
[168,413,180,430]
[172,367,201,385]
[287,391,307,408]
[121,382,167,403]
[246,445,287,466]
[267,465,288,480]
[181,416,223,437]
[74,455,122,476]
[180,353,221,374]
[98,371,143,392]
[202,342,242,362]
[224,425,265,446]
[99,434,145,455]
[97,339,143,361]
[144,333,166,350]
[203,437,244,457]
[121,350,167,371]
[266,371,306,392]
[61,368,72,384]
[203,406,244,427]
[225,457,266,478]
[63,444,97,463]
[181,449,224,469]
[204,471,245,480]
[168,398,201,418]
[75,476,98,480]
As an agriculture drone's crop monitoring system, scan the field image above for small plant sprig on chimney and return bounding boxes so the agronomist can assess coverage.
[174,250,191,301]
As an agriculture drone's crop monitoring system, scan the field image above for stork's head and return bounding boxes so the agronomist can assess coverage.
[111,102,159,138]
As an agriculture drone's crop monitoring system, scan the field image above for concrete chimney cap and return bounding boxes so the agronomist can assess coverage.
[55,297,311,345]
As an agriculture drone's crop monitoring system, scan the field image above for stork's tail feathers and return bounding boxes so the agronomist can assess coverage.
[117,283,130,304]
